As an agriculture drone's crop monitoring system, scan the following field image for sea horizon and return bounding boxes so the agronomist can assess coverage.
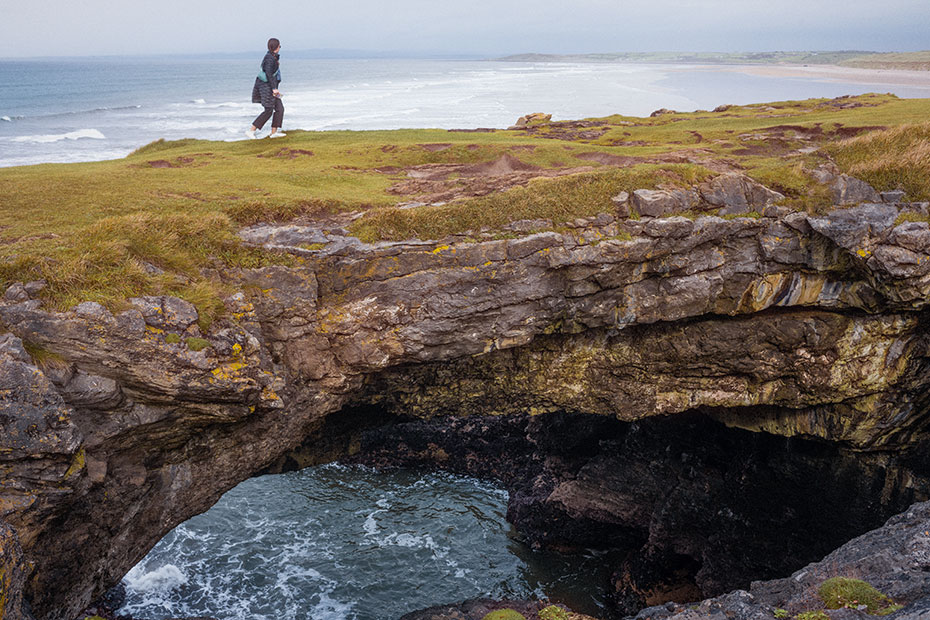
[3,56,930,168]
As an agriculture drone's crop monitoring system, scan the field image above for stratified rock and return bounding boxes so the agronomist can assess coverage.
[0,521,27,620]
[400,598,544,620]
[3,203,930,619]
[58,371,124,410]
[631,189,700,217]
[830,174,881,205]
[699,173,784,215]
[128,295,199,331]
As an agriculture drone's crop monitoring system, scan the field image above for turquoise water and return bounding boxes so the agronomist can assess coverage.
[3,57,930,167]
[118,464,613,620]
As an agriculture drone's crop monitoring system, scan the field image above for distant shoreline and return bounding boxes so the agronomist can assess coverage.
[672,63,930,88]
[493,51,930,72]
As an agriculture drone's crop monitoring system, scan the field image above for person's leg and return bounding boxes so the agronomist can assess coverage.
[253,106,274,130]
[269,99,285,135]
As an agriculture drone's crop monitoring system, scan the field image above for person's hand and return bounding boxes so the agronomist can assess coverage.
[273,89,281,97]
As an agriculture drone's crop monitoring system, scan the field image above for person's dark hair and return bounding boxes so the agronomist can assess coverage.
[267,38,280,52]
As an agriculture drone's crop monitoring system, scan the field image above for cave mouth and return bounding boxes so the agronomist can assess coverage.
[112,463,616,620]
[107,407,930,619]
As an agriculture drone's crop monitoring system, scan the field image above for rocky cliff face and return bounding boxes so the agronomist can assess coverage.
[1,200,930,619]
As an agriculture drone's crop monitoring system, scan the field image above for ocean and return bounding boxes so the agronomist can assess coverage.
[3,56,930,168]
[118,464,617,620]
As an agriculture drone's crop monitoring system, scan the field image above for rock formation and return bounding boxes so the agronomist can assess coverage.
[2,198,930,619]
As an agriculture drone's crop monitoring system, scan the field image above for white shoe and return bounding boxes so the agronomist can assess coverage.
[245,128,257,139]
[269,131,286,138]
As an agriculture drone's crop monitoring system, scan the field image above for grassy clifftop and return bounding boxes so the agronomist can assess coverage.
[1,93,928,321]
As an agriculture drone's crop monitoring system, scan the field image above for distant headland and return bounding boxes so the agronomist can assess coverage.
[494,50,930,71]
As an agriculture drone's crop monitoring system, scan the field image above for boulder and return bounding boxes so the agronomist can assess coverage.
[699,173,785,215]
[830,174,881,205]
[128,296,199,331]
[881,190,906,203]
[631,189,700,217]
[650,108,677,117]
[507,113,551,129]
[612,191,631,217]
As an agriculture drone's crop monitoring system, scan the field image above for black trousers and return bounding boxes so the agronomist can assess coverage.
[253,97,284,129]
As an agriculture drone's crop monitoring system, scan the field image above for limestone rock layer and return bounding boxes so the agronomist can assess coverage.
[1,204,930,618]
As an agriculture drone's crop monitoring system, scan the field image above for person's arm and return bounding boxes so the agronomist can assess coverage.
[263,54,279,91]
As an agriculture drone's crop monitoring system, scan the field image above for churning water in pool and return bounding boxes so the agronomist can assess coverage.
[118,464,612,620]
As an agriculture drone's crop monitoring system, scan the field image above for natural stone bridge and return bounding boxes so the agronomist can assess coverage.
[2,201,930,619]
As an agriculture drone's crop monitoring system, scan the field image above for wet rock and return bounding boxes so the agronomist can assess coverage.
[400,598,545,620]
[699,173,784,214]
[631,189,700,217]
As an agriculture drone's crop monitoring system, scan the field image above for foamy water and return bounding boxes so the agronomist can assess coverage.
[118,464,615,620]
[3,57,930,167]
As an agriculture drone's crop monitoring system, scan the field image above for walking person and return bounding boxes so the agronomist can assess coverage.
[246,38,285,138]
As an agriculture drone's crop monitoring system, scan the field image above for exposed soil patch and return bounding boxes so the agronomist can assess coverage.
[258,148,315,159]
[605,139,649,147]
[418,143,453,152]
[513,120,610,142]
[575,152,644,167]
[388,153,593,203]
[831,125,887,138]
[145,153,212,168]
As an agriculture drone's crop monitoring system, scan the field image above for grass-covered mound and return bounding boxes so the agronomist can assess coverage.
[1,93,928,320]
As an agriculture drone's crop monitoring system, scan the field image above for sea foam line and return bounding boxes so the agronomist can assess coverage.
[8,128,106,144]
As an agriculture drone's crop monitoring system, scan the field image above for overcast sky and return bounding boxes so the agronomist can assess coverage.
[1,0,927,59]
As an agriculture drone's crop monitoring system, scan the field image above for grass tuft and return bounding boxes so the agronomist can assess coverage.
[829,123,930,201]
[351,164,713,242]
[817,577,901,615]
[185,337,211,352]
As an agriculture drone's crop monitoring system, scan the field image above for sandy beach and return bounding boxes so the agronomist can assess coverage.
[679,63,930,88]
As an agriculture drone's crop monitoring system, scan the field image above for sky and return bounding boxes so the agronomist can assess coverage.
[1,0,927,59]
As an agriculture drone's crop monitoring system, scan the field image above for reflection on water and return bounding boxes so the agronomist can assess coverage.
[119,464,613,620]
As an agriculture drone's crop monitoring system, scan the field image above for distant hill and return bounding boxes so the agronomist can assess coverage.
[494,50,930,70]
[840,51,930,71]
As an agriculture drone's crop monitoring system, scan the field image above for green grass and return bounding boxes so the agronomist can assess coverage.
[1,93,928,318]
[817,577,902,615]
[185,337,211,352]
[350,163,713,242]
[828,122,930,201]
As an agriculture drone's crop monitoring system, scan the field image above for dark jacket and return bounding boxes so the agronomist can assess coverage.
[251,51,281,108]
